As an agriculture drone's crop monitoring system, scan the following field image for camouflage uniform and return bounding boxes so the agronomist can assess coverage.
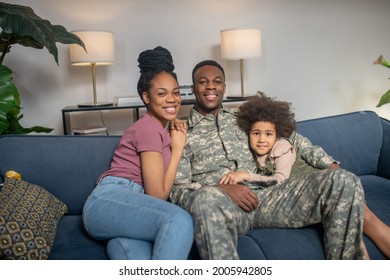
[170,107,365,260]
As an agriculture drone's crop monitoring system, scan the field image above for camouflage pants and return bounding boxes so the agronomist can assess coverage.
[183,169,365,260]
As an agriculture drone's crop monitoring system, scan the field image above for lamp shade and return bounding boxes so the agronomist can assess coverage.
[70,30,115,66]
[220,28,261,60]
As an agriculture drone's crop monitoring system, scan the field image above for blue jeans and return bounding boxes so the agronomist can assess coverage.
[82,176,194,260]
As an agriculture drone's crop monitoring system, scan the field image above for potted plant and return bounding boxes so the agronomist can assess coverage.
[373,55,390,107]
[0,2,85,134]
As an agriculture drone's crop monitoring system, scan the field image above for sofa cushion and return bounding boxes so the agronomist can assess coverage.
[360,175,390,223]
[48,215,108,260]
[245,224,325,260]
[0,178,68,259]
[237,235,267,260]
[297,111,382,176]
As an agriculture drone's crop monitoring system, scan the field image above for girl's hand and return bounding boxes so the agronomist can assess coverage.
[169,118,187,132]
[219,172,250,185]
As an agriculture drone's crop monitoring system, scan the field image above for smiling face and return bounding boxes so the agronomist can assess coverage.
[192,65,226,116]
[249,121,277,156]
[142,71,181,127]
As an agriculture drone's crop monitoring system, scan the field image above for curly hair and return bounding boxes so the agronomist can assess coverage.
[237,92,296,138]
[136,46,178,98]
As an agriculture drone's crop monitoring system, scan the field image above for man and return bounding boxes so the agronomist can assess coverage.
[169,60,366,260]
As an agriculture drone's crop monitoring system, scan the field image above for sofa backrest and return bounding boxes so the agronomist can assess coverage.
[296,110,382,176]
[0,111,385,215]
[378,117,390,179]
[0,135,121,215]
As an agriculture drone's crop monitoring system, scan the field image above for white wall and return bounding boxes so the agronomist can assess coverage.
[4,0,390,135]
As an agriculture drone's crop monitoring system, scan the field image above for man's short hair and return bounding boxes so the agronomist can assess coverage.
[192,60,225,84]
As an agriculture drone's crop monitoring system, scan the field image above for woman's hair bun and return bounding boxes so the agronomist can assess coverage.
[137,46,174,74]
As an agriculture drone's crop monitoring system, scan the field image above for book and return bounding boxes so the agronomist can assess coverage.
[72,126,107,135]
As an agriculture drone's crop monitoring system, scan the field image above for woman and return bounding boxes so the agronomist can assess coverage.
[82,46,193,260]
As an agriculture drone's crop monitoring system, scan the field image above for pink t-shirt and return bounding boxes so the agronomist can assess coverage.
[98,114,171,186]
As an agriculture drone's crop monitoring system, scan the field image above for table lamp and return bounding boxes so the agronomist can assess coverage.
[70,30,115,107]
[220,28,261,97]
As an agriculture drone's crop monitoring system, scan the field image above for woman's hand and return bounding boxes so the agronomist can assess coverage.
[219,172,250,185]
[170,128,186,154]
[170,118,187,132]
[170,118,187,154]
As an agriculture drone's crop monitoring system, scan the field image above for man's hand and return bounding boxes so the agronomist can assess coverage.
[218,184,259,212]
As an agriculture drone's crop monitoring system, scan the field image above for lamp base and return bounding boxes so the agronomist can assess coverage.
[77,102,113,108]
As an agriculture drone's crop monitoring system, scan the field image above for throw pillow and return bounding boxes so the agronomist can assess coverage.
[0,177,68,260]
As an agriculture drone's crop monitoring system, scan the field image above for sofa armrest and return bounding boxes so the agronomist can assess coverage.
[378,117,390,179]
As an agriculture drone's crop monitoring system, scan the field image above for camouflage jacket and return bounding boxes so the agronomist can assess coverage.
[169,107,336,207]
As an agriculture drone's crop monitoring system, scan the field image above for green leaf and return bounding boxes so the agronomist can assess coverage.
[376,89,390,107]
[380,57,390,69]
[0,64,53,135]
[0,2,85,65]
[0,32,44,49]
[374,55,390,69]
[0,64,19,134]
[52,25,84,47]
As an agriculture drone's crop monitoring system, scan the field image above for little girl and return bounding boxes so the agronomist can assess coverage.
[220,92,390,259]
[219,92,312,186]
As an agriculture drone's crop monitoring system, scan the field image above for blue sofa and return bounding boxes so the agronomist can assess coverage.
[0,110,389,260]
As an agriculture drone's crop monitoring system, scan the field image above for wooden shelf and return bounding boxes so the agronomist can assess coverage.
[61,97,250,135]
